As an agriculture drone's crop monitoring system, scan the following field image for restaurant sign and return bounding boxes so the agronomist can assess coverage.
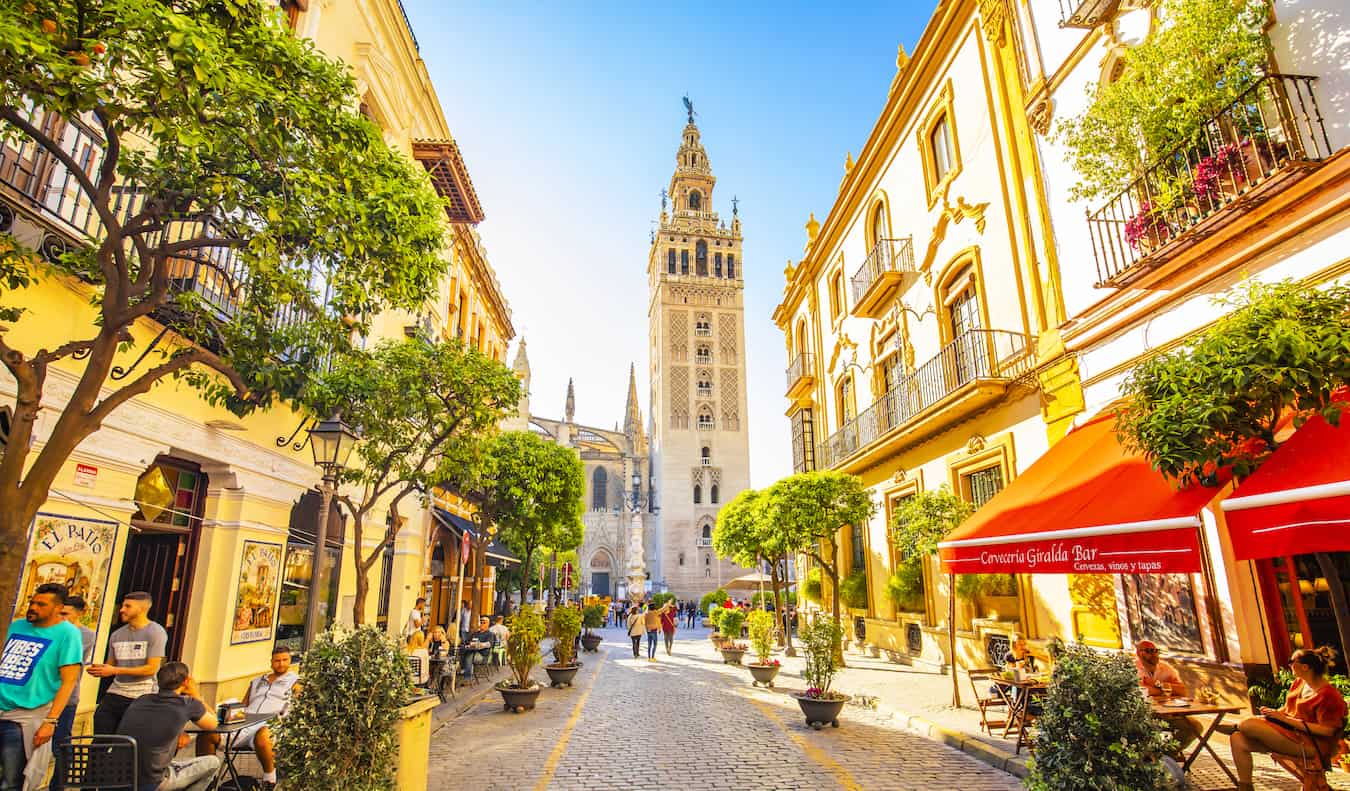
[939,527,1203,575]
[15,513,120,641]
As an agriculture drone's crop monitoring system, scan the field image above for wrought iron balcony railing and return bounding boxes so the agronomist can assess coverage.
[396,0,420,50]
[816,329,1033,470]
[785,352,815,395]
[1087,74,1332,287]
[850,237,916,318]
[1058,0,1120,28]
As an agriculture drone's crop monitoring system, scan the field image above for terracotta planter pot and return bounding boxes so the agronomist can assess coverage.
[720,647,746,665]
[747,663,780,688]
[791,692,849,730]
[495,682,542,713]
[581,633,603,653]
[544,663,581,688]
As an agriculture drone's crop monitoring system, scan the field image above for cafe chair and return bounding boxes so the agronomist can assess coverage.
[965,667,1010,735]
[1271,754,1333,791]
[408,655,423,686]
[55,734,139,791]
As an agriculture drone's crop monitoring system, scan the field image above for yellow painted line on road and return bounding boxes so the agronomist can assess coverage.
[751,697,865,791]
[532,649,607,791]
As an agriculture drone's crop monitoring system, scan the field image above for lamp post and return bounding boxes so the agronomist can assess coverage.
[302,413,360,651]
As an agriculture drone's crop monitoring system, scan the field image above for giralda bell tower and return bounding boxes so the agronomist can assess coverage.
[648,100,751,599]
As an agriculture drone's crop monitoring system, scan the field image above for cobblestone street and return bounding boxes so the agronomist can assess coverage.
[428,626,1023,791]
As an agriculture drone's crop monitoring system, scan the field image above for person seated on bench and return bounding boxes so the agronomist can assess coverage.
[461,617,495,680]
[196,646,298,790]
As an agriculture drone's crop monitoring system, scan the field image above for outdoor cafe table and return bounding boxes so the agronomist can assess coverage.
[186,711,276,789]
[998,676,1049,754]
[1150,700,1243,784]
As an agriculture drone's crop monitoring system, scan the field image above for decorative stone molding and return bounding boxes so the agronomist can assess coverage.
[966,433,988,454]
[978,0,1008,46]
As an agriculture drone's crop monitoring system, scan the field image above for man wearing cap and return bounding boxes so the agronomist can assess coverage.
[1135,640,1199,749]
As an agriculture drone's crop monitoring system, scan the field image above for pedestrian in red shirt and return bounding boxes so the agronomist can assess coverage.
[659,603,678,656]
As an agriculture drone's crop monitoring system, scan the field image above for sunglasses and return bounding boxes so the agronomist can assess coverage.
[1139,648,1159,654]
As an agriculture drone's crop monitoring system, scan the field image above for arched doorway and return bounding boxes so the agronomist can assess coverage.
[590,550,613,599]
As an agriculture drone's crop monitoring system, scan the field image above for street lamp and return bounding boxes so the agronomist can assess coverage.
[302,412,360,651]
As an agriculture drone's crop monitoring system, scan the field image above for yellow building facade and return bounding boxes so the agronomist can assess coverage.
[773,0,1081,672]
[0,0,513,726]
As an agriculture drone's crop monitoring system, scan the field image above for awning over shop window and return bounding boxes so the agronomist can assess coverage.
[1220,410,1350,560]
[938,410,1220,575]
[431,508,520,568]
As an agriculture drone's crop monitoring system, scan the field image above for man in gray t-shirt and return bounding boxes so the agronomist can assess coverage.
[88,592,167,733]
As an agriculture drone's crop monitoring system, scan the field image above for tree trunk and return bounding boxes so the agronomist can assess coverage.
[828,543,844,667]
[519,548,536,612]
[352,559,370,628]
[949,572,961,708]
[781,553,796,657]
[0,510,31,624]
[349,513,368,627]
[1315,553,1350,665]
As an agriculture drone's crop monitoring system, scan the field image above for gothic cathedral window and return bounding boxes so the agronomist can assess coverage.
[592,467,608,511]
[696,241,708,276]
[694,484,702,504]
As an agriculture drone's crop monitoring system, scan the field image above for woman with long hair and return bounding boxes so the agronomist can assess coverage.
[1231,646,1347,791]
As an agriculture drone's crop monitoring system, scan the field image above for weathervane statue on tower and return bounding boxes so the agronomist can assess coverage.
[682,94,696,123]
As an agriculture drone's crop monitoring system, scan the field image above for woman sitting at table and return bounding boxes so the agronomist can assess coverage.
[428,626,450,658]
[1231,646,1347,791]
[998,634,1043,715]
[404,630,430,685]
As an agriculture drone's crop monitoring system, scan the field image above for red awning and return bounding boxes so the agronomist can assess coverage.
[938,410,1220,575]
[1220,410,1350,560]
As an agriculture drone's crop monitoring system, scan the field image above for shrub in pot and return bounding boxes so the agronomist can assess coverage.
[275,626,414,790]
[745,610,780,687]
[840,569,868,610]
[886,560,924,613]
[650,591,676,610]
[546,605,583,687]
[792,616,848,729]
[580,604,605,652]
[497,607,546,712]
[718,609,747,664]
[708,606,727,646]
[1026,642,1176,790]
[802,568,823,604]
[699,587,729,616]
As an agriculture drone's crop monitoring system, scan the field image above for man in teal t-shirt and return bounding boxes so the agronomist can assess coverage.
[0,583,83,790]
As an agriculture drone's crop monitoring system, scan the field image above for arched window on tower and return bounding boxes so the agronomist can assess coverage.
[702,523,712,540]
[711,484,719,504]
[727,254,735,279]
[701,446,711,466]
[681,250,689,275]
[592,467,608,511]
[693,484,702,504]
[714,253,723,277]
[697,407,714,431]
[667,249,676,275]
[688,190,702,211]
[695,241,708,276]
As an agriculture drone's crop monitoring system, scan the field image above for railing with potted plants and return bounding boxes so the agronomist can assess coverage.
[1057,0,1121,29]
[786,352,814,393]
[1086,74,1332,287]
[816,328,1033,469]
[849,236,915,306]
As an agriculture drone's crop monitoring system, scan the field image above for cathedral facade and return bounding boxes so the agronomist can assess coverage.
[505,343,657,600]
[647,110,752,599]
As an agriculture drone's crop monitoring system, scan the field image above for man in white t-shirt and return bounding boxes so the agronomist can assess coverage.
[196,646,298,790]
[404,598,426,639]
[488,615,509,646]
[88,592,167,733]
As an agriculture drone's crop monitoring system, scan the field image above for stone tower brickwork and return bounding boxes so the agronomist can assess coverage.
[648,108,752,599]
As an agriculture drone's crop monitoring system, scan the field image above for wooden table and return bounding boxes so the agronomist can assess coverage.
[187,711,276,789]
[998,677,1049,754]
[1151,700,1243,784]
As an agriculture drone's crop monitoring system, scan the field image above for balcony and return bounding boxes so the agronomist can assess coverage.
[785,352,815,401]
[1087,74,1332,288]
[850,237,916,319]
[0,110,107,249]
[816,329,1034,471]
[696,537,713,548]
[1057,0,1120,28]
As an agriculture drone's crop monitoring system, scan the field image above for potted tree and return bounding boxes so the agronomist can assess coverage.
[791,617,849,729]
[718,609,748,664]
[580,603,605,653]
[545,605,583,688]
[275,626,416,789]
[745,610,781,687]
[708,607,727,648]
[497,607,546,712]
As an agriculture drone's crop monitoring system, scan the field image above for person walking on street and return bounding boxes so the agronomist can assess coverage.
[88,591,168,734]
[660,602,678,656]
[626,605,646,659]
[644,604,665,661]
[0,583,83,791]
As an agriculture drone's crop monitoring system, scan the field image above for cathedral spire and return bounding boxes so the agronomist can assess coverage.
[565,378,575,424]
[511,338,530,387]
[623,363,641,438]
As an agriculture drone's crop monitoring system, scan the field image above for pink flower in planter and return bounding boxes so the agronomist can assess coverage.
[805,686,823,699]
[1124,201,1170,251]
[1193,142,1246,201]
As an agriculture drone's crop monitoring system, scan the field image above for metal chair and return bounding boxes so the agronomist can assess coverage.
[408,655,423,686]
[965,667,1010,735]
[55,734,139,790]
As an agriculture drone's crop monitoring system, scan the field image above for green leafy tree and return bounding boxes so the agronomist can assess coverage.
[886,564,924,612]
[708,606,726,635]
[581,604,605,635]
[275,626,414,790]
[1055,0,1271,202]
[839,570,868,610]
[442,431,585,624]
[0,0,449,616]
[306,339,520,625]
[699,588,728,615]
[548,605,582,667]
[746,609,776,664]
[504,607,545,690]
[712,487,796,652]
[800,616,844,699]
[1027,642,1176,790]
[764,471,876,632]
[1118,280,1350,487]
[719,608,746,645]
[649,592,676,609]
[802,568,823,603]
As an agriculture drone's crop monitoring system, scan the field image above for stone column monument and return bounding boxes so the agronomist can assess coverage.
[626,511,646,603]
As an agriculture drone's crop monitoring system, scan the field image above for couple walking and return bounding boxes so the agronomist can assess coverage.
[627,601,676,661]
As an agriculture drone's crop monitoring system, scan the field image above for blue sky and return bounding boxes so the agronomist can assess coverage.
[407,1,937,486]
